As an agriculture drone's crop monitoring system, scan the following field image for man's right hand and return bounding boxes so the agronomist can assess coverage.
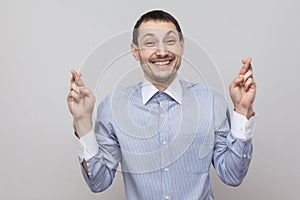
[67,70,96,138]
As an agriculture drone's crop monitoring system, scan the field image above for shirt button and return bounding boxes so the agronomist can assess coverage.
[88,172,91,176]
[160,114,165,118]
[164,167,169,172]
[165,195,170,199]
[160,93,163,97]
[162,140,167,145]
[79,146,84,153]
[243,154,247,158]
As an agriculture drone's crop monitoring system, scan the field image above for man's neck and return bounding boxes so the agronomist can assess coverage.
[146,75,177,91]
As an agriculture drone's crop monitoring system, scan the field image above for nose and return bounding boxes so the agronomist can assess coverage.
[155,45,168,57]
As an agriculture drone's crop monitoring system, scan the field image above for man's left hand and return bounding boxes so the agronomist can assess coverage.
[229,57,256,119]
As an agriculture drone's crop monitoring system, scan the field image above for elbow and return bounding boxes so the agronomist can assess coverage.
[88,169,114,193]
[217,161,250,187]
[89,180,112,193]
[221,170,246,187]
[90,186,107,193]
[225,178,243,187]
[90,187,101,193]
[88,177,113,193]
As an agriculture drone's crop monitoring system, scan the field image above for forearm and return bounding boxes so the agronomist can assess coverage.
[80,151,116,193]
[213,97,255,186]
[76,125,121,192]
[214,133,253,186]
[74,118,93,138]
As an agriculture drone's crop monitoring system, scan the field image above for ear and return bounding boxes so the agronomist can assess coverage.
[131,43,140,61]
[180,39,185,55]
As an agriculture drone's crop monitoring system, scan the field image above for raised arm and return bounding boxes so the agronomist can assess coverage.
[67,70,96,175]
[213,57,256,186]
[67,70,96,137]
[67,70,120,192]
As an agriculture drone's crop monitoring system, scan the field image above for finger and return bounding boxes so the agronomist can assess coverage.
[72,70,82,78]
[230,75,244,88]
[71,70,78,77]
[70,70,78,91]
[245,57,252,63]
[71,82,82,94]
[70,70,79,84]
[79,87,93,98]
[242,57,252,64]
[70,90,81,103]
[70,70,83,83]
[244,77,255,92]
[67,91,78,104]
[67,92,73,103]
[75,75,85,87]
[70,70,85,94]
[243,69,253,84]
[239,57,252,75]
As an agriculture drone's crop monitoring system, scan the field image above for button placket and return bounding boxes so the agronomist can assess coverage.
[158,92,172,200]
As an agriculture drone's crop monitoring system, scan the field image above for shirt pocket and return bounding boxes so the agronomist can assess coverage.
[180,134,214,174]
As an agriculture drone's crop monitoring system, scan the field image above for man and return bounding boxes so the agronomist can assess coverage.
[67,10,256,200]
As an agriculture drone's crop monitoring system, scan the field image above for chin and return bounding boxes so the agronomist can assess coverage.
[152,71,177,83]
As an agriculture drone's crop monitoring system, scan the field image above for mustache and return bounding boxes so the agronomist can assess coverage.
[150,54,175,62]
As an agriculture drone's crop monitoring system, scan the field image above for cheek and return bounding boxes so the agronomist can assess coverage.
[139,50,153,61]
[169,45,183,56]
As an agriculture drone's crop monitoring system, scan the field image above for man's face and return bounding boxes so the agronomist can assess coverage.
[131,21,184,86]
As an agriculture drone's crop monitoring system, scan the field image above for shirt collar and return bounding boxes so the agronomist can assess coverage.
[142,76,182,105]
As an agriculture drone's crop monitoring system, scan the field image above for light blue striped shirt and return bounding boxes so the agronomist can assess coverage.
[77,77,255,200]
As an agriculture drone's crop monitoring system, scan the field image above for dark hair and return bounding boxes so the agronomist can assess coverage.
[132,10,183,46]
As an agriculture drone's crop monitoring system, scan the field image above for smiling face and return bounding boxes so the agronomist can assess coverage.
[131,20,184,90]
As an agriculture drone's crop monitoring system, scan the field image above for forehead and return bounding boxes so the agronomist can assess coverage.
[138,21,178,38]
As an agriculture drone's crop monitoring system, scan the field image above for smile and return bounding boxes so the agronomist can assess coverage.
[153,60,171,65]
[151,57,174,67]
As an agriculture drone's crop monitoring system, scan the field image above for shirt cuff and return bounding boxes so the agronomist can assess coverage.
[231,111,256,140]
[75,130,99,161]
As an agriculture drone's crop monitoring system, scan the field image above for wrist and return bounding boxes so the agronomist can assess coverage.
[73,118,92,138]
[234,106,255,119]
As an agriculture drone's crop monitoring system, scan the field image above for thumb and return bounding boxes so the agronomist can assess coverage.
[231,75,244,88]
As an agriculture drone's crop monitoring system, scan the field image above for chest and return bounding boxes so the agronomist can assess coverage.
[112,94,215,173]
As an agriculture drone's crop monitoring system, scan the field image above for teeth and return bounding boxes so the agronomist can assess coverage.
[154,60,170,65]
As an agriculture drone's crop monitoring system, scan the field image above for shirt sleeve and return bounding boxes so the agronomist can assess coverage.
[76,96,121,193]
[76,130,99,162]
[231,111,256,140]
[212,93,255,186]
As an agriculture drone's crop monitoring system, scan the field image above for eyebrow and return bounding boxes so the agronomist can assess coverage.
[142,33,155,40]
[165,30,177,37]
[141,30,178,40]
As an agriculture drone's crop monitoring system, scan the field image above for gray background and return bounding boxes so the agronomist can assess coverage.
[1,0,299,199]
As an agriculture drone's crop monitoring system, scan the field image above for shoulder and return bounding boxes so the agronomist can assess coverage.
[180,80,221,98]
[180,80,227,108]
[97,82,142,111]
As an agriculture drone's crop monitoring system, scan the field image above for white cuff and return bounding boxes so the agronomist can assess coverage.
[75,130,99,160]
[231,111,256,140]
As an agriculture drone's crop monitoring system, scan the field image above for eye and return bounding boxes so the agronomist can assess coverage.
[165,39,176,45]
[144,41,156,47]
